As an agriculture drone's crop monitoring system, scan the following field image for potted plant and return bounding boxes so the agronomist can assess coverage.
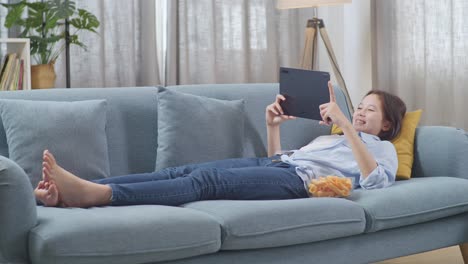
[1,0,99,89]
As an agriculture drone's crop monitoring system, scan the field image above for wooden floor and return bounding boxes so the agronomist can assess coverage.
[375,246,464,264]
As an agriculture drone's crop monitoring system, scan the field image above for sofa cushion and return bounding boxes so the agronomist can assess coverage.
[29,206,221,264]
[0,99,110,187]
[392,109,422,180]
[412,126,468,179]
[348,177,468,233]
[183,198,366,250]
[155,88,245,170]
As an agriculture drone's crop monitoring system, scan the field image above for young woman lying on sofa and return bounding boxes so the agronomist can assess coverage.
[34,82,406,208]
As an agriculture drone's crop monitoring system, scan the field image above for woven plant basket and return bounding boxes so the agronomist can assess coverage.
[31,62,56,89]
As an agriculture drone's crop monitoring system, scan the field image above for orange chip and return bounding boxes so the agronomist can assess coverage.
[308,175,353,198]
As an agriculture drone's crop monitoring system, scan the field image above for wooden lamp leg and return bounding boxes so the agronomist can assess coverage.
[460,243,468,264]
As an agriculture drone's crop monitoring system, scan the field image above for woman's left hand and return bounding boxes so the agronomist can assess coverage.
[319,82,350,128]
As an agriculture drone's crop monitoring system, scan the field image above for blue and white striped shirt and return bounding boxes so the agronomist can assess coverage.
[280,132,397,191]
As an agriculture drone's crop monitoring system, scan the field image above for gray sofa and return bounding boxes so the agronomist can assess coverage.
[1,84,468,264]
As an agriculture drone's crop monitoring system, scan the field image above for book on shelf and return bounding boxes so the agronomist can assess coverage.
[0,53,15,90]
[0,53,12,88]
[0,55,7,76]
[9,58,20,91]
[2,54,17,90]
[0,53,24,91]
[18,60,24,90]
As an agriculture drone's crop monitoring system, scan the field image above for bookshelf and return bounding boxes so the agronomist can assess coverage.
[0,38,31,90]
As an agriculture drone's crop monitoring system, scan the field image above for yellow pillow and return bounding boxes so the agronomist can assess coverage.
[330,110,422,180]
[391,110,422,179]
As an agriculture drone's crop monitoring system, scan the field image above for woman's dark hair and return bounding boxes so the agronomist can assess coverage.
[365,90,406,141]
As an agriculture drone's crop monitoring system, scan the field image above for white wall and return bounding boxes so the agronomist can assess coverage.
[316,0,372,109]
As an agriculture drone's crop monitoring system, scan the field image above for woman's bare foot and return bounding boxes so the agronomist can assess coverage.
[34,180,60,207]
[41,149,112,208]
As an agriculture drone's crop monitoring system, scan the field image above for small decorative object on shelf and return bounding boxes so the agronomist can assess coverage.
[0,38,31,91]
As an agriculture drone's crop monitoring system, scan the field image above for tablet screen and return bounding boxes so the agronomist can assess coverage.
[279,67,330,121]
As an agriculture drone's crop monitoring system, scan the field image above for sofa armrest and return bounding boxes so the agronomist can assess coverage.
[0,156,37,264]
[412,126,468,179]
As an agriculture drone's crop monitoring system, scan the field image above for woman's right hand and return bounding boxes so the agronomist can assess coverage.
[265,94,296,126]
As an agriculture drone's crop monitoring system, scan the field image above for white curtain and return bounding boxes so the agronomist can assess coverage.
[2,0,321,88]
[176,0,312,84]
[59,0,313,87]
[373,0,468,130]
[54,0,161,88]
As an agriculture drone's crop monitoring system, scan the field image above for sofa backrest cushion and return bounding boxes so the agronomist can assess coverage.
[166,83,331,157]
[412,126,468,179]
[0,87,159,177]
[0,99,110,187]
[155,88,245,170]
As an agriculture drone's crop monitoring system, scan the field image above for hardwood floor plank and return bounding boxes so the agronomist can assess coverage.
[375,246,464,264]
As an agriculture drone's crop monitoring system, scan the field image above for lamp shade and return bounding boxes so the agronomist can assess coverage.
[277,0,351,9]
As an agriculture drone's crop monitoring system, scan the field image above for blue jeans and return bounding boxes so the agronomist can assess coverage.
[93,156,309,206]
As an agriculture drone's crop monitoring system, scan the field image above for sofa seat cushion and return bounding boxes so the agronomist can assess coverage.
[30,206,221,264]
[183,198,366,250]
[348,177,468,233]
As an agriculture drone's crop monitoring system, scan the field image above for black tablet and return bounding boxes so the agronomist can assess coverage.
[279,67,330,121]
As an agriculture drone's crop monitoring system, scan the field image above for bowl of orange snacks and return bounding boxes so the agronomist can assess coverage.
[308,175,353,198]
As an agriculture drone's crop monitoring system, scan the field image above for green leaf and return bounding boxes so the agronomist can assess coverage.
[29,36,47,55]
[26,8,46,28]
[48,0,76,19]
[26,2,47,11]
[30,41,39,54]
[70,9,100,33]
[44,12,61,31]
[78,9,100,28]
[0,2,23,8]
[69,35,86,50]
[47,35,63,43]
[3,3,25,28]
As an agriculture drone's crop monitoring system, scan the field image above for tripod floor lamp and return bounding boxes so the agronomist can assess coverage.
[277,0,354,115]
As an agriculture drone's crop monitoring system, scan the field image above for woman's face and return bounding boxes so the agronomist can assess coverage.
[352,94,390,136]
